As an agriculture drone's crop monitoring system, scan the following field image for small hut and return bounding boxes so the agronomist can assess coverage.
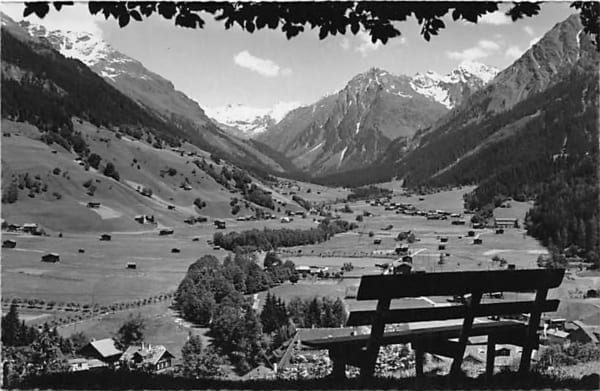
[127,262,137,269]
[41,253,60,263]
[99,234,112,241]
[473,237,483,245]
[2,239,16,248]
[159,228,174,236]
[171,248,181,253]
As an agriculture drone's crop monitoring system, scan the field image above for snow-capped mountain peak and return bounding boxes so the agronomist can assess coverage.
[410,61,499,108]
[20,21,147,81]
[207,102,301,138]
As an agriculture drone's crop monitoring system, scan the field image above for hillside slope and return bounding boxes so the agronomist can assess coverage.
[21,20,291,174]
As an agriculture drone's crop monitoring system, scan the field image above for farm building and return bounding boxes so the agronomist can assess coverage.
[3,239,16,248]
[78,338,123,365]
[127,262,137,269]
[373,238,382,245]
[171,248,180,253]
[22,223,38,234]
[567,321,600,345]
[438,244,446,250]
[41,253,60,263]
[99,234,112,241]
[214,220,226,229]
[440,236,449,243]
[134,215,145,224]
[467,230,475,237]
[87,201,101,208]
[167,205,176,210]
[395,244,409,255]
[496,228,505,234]
[121,344,175,373]
[7,223,21,231]
[473,237,483,245]
[472,222,485,229]
[159,228,174,235]
[494,217,518,228]
[451,219,466,225]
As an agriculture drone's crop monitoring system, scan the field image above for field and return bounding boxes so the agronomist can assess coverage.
[3,184,597,362]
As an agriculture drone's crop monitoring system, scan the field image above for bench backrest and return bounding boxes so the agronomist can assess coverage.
[347,269,565,327]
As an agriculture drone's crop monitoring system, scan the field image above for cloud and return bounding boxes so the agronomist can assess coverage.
[233,51,291,77]
[446,39,502,62]
[479,11,512,25]
[505,45,524,60]
[523,26,535,36]
[355,31,382,57]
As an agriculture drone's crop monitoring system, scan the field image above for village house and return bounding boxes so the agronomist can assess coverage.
[78,338,123,366]
[3,239,16,248]
[23,223,40,234]
[494,217,519,229]
[41,253,60,263]
[120,343,175,373]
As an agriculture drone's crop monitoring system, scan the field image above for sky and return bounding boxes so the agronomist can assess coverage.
[2,1,575,111]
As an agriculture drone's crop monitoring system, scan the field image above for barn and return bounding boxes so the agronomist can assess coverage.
[41,253,60,263]
[159,228,174,235]
[127,262,137,269]
[3,239,16,248]
[495,217,518,228]
[99,234,112,241]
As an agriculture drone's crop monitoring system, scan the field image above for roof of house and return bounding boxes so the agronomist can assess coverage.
[121,344,174,366]
[571,321,600,344]
[89,338,122,358]
[241,365,275,380]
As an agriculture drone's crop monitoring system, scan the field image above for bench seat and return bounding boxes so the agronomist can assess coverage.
[303,320,529,350]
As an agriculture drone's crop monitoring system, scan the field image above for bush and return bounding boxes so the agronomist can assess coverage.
[2,182,18,204]
[52,167,61,175]
[193,198,206,209]
[103,163,120,181]
[87,153,101,169]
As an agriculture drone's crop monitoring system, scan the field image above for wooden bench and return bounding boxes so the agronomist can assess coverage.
[303,269,565,380]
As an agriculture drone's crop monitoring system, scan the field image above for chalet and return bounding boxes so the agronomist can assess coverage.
[99,234,112,241]
[494,217,518,228]
[41,253,60,263]
[3,239,16,248]
[22,223,39,234]
[78,338,122,365]
[127,262,137,269]
[395,244,409,255]
[392,262,413,275]
[121,344,175,373]
[159,228,174,235]
[568,321,600,345]
[7,223,21,232]
[214,220,226,229]
[87,201,101,208]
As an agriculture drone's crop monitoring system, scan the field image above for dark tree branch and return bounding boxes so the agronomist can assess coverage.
[20,2,599,50]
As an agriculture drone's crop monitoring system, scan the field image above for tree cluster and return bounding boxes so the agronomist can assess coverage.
[213,218,358,251]
[287,296,346,329]
[347,185,392,202]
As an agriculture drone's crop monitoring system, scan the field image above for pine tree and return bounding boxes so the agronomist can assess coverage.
[1,303,21,345]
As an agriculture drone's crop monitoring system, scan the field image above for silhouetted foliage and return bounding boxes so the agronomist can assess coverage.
[21,2,600,50]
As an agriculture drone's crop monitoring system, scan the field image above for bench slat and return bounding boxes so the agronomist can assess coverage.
[357,269,565,300]
[303,320,526,349]
[346,299,560,326]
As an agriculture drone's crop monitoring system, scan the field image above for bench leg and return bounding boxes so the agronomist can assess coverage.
[415,344,425,377]
[450,291,482,377]
[519,288,547,374]
[360,298,391,382]
[486,336,495,381]
[329,348,347,380]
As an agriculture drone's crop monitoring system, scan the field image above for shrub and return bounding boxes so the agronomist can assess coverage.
[193,198,206,209]
[87,153,101,169]
[103,163,120,181]
[52,167,61,175]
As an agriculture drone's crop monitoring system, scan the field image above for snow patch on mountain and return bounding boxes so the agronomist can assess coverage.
[410,61,499,108]
[206,102,301,138]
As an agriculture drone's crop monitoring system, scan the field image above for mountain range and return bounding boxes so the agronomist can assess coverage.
[255,62,498,175]
[20,21,290,174]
